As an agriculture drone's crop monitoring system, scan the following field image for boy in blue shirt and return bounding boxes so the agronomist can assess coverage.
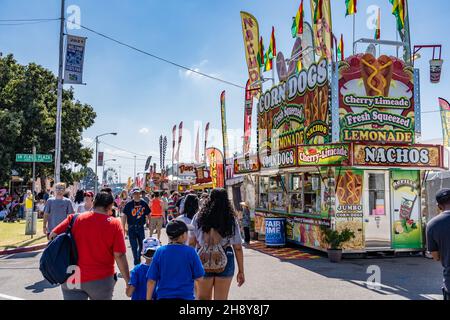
[126,237,161,300]
[146,220,205,300]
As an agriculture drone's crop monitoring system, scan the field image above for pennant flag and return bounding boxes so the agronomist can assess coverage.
[374,8,381,40]
[269,26,277,59]
[337,34,344,61]
[313,0,324,24]
[172,125,177,162]
[204,122,210,163]
[345,0,357,16]
[257,37,265,68]
[291,0,304,38]
[264,50,273,71]
[175,122,183,162]
[390,0,406,32]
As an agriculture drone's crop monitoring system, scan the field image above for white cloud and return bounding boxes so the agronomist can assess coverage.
[82,137,93,145]
[139,128,150,135]
[179,60,220,80]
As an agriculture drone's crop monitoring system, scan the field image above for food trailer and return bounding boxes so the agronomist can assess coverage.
[253,53,449,254]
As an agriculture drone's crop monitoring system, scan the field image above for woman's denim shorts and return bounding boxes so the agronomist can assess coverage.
[204,247,235,278]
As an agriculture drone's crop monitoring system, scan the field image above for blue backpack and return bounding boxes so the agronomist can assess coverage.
[39,214,79,285]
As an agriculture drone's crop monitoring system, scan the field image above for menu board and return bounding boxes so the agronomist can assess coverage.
[339,54,415,144]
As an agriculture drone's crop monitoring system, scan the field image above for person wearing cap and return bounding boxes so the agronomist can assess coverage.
[76,191,94,214]
[427,188,450,300]
[126,237,161,300]
[43,183,75,239]
[122,188,151,266]
[146,220,204,300]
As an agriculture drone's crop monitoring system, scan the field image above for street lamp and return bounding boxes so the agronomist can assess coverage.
[102,159,117,186]
[95,132,117,193]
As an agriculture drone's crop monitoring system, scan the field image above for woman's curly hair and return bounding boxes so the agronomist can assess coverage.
[183,194,199,220]
[196,188,236,238]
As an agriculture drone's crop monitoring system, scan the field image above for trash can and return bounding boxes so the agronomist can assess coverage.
[25,209,37,236]
[265,217,286,247]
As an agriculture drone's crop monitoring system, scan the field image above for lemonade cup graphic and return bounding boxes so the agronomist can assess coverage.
[399,195,417,221]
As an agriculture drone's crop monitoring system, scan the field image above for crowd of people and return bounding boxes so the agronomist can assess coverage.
[43,184,247,301]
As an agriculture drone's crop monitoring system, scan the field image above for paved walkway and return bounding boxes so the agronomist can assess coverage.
[0,229,444,300]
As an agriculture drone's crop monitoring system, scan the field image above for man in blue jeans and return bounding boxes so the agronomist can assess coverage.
[122,188,151,266]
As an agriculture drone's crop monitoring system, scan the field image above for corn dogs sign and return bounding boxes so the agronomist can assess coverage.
[257,58,331,154]
[339,54,415,144]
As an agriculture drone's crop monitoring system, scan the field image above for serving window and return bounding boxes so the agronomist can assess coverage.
[288,173,321,215]
[258,176,269,210]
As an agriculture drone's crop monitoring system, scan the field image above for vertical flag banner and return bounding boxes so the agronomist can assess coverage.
[162,136,168,174]
[257,37,265,69]
[172,125,177,163]
[240,12,261,88]
[264,27,276,72]
[195,127,200,163]
[221,91,229,162]
[243,80,254,155]
[175,122,183,162]
[345,0,357,16]
[206,148,225,189]
[390,0,411,63]
[64,35,87,84]
[375,8,381,40]
[439,98,450,147]
[310,0,333,61]
[337,34,344,61]
[291,0,304,38]
[204,122,210,163]
[97,152,104,167]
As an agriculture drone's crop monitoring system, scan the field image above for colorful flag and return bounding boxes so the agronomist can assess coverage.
[269,27,277,59]
[291,0,304,38]
[390,0,406,32]
[313,0,324,24]
[240,12,261,86]
[345,0,357,16]
[220,91,229,161]
[264,27,276,71]
[374,8,381,40]
[337,34,344,61]
[257,37,265,68]
[439,97,450,147]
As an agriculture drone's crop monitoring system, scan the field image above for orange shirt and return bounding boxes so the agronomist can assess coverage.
[150,199,163,217]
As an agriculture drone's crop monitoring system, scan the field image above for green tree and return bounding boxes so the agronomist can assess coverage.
[0,54,96,188]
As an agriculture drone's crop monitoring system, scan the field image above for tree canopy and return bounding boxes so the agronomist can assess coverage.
[0,54,96,188]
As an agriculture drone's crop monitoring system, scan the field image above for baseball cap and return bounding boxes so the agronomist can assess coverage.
[142,237,161,255]
[436,188,450,204]
[166,220,190,239]
[84,191,94,198]
[130,188,142,195]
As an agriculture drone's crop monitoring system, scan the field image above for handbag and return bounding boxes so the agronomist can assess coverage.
[197,229,228,274]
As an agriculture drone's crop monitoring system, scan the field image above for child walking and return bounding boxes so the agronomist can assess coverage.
[146,220,205,300]
[126,237,161,300]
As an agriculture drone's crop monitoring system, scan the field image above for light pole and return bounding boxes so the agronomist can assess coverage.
[102,159,117,186]
[95,132,117,194]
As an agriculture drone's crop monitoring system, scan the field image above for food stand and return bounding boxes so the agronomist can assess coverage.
[253,54,449,254]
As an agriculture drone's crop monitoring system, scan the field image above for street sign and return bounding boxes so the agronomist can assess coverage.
[16,154,53,163]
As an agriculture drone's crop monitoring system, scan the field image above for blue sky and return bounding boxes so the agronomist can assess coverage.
[1,0,449,182]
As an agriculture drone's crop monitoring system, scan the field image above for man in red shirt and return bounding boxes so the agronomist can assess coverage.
[50,191,130,300]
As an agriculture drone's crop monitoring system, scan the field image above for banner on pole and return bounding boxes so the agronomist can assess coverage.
[243,80,254,155]
[221,91,229,161]
[175,122,183,162]
[64,35,87,84]
[439,98,450,147]
[240,12,261,92]
[206,147,225,189]
[98,152,104,167]
[204,122,210,163]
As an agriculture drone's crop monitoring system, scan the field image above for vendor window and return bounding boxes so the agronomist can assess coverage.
[289,174,304,213]
[304,173,321,214]
[258,177,269,210]
[368,173,386,216]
